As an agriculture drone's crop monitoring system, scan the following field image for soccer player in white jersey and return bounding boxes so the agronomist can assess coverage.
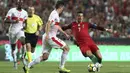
[23,1,71,73]
[4,0,28,69]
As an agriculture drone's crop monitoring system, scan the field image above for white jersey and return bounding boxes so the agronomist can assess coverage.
[42,10,66,53]
[48,9,60,37]
[5,7,28,33]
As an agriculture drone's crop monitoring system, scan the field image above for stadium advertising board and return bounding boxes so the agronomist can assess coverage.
[0,39,130,61]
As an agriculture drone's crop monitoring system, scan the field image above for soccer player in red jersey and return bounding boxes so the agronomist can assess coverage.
[62,11,113,71]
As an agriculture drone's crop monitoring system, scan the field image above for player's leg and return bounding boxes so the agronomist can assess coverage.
[90,44,102,64]
[16,40,22,65]
[27,35,51,68]
[30,35,38,60]
[23,45,51,73]
[23,52,50,73]
[17,31,27,66]
[25,32,38,63]
[23,34,51,73]
[50,37,70,72]
[59,44,70,73]
[25,32,33,63]
[9,33,18,69]
[79,45,98,64]
[93,50,102,64]
[30,36,38,53]
[90,44,102,71]
[11,44,17,69]
[26,43,32,63]
[25,33,32,63]
[28,52,50,68]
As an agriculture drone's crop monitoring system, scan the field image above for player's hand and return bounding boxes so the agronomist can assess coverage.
[106,29,113,33]
[12,19,19,24]
[45,35,49,42]
[64,33,70,39]
[35,31,40,36]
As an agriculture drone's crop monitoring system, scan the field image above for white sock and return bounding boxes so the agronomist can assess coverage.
[28,57,41,68]
[13,51,17,62]
[59,51,68,68]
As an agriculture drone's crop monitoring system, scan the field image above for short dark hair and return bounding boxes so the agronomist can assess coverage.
[77,11,83,14]
[55,1,65,9]
[77,11,84,16]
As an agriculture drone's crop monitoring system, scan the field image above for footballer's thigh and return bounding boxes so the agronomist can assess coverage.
[17,30,25,44]
[49,37,67,50]
[42,34,52,60]
[79,44,92,57]
[9,32,18,45]
[8,32,18,52]
[25,32,38,53]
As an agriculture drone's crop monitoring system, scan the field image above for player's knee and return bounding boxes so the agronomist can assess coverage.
[86,50,93,57]
[31,48,35,53]
[63,45,70,52]
[98,56,102,60]
[96,52,102,60]
[19,37,25,44]
[42,53,49,61]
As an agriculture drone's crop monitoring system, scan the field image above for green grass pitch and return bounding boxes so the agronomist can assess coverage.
[0,61,130,73]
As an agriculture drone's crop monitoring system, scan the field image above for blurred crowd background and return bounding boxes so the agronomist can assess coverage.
[0,0,130,39]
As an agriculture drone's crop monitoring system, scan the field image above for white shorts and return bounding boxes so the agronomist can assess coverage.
[9,30,25,44]
[42,34,66,54]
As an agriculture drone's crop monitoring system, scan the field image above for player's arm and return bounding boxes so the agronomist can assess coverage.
[22,12,28,30]
[89,23,113,33]
[56,25,70,38]
[37,16,43,31]
[45,20,52,38]
[23,19,27,30]
[4,9,19,24]
[62,24,72,30]
[4,17,19,24]
[45,13,55,38]
[36,16,44,36]
[73,38,79,46]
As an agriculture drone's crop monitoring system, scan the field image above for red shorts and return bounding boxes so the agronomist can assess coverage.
[79,43,99,57]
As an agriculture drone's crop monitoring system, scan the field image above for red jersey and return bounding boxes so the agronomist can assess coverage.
[71,22,94,45]
[62,21,105,45]
[62,21,105,55]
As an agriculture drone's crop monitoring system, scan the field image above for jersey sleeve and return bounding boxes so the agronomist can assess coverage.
[89,23,105,31]
[24,11,28,20]
[5,8,13,20]
[48,13,60,25]
[48,13,56,22]
[62,23,72,30]
[89,23,97,29]
[37,16,43,26]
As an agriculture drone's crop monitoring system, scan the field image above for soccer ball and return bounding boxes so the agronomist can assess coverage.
[88,64,97,72]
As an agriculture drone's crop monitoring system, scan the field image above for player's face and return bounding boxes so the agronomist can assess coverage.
[28,7,35,16]
[59,6,64,14]
[77,13,84,22]
[17,0,23,10]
